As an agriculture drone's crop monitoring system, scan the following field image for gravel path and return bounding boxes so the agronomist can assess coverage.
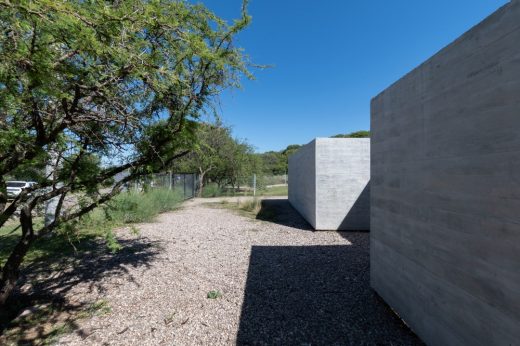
[56,197,422,345]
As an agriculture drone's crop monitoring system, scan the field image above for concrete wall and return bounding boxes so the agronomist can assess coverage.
[370,2,520,345]
[315,138,370,230]
[288,140,316,228]
[289,138,370,231]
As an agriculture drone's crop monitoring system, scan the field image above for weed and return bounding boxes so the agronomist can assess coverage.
[85,300,112,317]
[207,290,222,299]
[129,225,140,236]
[163,311,176,325]
[239,198,261,213]
[43,322,74,346]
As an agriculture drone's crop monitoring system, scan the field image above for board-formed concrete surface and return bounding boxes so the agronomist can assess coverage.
[370,1,520,345]
[289,138,370,231]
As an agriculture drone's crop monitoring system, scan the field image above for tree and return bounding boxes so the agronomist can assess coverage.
[259,151,286,175]
[173,123,232,196]
[218,138,258,190]
[174,123,260,194]
[0,0,251,305]
[258,144,301,176]
[332,130,370,138]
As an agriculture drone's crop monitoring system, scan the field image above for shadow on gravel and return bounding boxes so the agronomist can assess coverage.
[256,199,314,231]
[237,243,423,345]
[0,237,161,345]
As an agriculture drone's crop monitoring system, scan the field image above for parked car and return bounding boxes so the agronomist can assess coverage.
[6,181,38,199]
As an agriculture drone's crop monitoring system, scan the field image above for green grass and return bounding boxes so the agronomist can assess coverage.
[0,188,185,268]
[261,185,288,196]
[0,188,185,345]
[104,188,184,224]
[208,198,262,220]
[201,183,287,198]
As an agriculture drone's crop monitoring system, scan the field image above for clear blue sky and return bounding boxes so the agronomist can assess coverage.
[199,0,509,153]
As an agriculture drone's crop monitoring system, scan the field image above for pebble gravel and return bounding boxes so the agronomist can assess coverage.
[57,197,423,346]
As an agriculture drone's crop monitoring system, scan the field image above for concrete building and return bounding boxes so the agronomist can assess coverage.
[371,1,520,345]
[288,138,370,231]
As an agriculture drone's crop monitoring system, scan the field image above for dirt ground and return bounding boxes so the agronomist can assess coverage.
[6,197,423,345]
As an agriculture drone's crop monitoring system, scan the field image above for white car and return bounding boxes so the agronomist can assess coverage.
[6,181,37,199]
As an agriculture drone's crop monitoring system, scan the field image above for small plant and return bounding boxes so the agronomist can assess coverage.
[164,311,176,325]
[104,230,122,253]
[43,322,74,346]
[207,290,222,299]
[239,198,261,213]
[129,225,140,236]
[85,300,112,317]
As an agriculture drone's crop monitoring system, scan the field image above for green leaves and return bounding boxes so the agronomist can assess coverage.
[0,0,251,230]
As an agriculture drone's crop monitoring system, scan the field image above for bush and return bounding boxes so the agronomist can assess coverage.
[107,189,184,224]
[238,198,261,214]
[201,183,223,198]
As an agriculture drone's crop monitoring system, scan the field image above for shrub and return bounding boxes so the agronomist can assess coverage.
[107,189,184,224]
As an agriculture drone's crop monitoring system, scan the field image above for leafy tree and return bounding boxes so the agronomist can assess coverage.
[259,151,286,175]
[332,130,370,138]
[175,122,260,194]
[173,123,232,196]
[258,144,301,176]
[218,138,259,190]
[0,0,250,305]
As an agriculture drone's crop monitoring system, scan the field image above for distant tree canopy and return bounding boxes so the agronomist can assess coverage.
[0,0,251,305]
[258,144,302,176]
[331,130,370,138]
[257,131,369,175]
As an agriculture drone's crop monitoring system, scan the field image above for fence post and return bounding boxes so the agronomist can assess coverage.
[183,174,186,199]
[253,174,256,197]
[169,171,173,190]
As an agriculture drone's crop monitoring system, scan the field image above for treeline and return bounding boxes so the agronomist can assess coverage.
[257,130,370,176]
[175,125,370,194]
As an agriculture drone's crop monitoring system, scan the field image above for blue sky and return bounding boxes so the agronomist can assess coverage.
[200,0,509,153]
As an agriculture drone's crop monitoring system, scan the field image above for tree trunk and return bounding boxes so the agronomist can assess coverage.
[0,176,7,214]
[198,171,205,197]
[0,207,35,306]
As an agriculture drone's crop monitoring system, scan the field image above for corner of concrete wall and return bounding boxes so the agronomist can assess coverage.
[314,138,371,230]
[288,140,317,228]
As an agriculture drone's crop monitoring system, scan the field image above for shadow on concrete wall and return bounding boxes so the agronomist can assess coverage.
[256,198,314,231]
[339,181,370,231]
[236,243,423,345]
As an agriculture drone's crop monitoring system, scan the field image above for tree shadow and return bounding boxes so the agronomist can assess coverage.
[0,236,161,345]
[256,199,314,231]
[236,242,423,345]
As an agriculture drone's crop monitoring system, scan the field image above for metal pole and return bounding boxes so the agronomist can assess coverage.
[253,174,256,197]
[169,171,173,190]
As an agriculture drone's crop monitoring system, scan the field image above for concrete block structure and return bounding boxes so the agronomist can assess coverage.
[288,138,370,231]
[370,2,520,345]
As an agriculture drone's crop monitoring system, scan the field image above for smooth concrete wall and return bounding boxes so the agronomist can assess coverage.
[315,138,370,230]
[288,140,316,228]
[370,2,520,345]
[289,138,370,231]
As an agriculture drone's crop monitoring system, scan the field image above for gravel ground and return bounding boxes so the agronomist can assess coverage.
[53,197,422,346]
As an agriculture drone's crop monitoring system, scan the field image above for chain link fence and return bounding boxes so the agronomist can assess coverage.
[202,174,288,197]
[130,172,199,200]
